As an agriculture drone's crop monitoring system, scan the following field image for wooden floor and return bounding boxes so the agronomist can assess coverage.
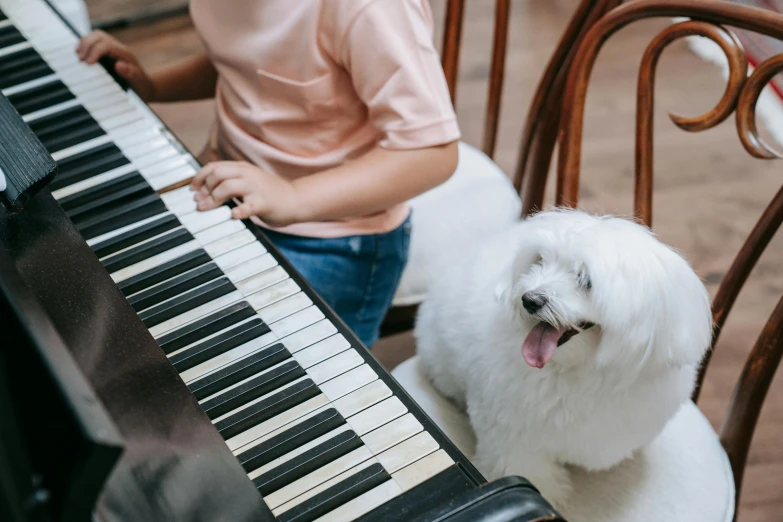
[83,0,783,519]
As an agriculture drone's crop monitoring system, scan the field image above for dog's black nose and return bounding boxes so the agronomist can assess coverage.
[522,292,547,314]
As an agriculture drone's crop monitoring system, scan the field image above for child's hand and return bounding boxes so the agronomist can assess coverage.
[76,31,157,102]
[190,161,301,226]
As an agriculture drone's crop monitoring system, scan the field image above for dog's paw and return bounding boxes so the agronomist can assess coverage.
[473,445,572,510]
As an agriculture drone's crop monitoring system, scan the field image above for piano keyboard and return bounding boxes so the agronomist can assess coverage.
[0,1,466,520]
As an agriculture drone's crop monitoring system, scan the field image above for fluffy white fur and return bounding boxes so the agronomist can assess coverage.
[415,209,713,508]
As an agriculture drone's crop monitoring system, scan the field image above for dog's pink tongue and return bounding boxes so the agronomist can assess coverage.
[522,322,567,368]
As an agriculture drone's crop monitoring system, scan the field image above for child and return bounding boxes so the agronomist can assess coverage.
[77,0,460,347]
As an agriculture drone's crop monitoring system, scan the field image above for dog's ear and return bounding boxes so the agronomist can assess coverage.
[593,241,712,369]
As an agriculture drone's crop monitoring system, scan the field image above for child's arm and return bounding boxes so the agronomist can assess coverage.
[190,141,458,225]
[76,31,217,102]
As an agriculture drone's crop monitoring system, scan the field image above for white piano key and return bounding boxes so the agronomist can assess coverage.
[169,197,197,216]
[86,212,172,247]
[229,264,287,297]
[203,230,256,260]
[258,293,312,324]
[90,102,136,123]
[319,365,378,402]
[214,242,268,272]
[51,163,138,200]
[193,218,245,245]
[99,109,144,131]
[375,432,438,474]
[332,380,392,419]
[361,414,422,456]
[199,229,253,257]
[23,98,81,123]
[160,185,196,207]
[211,376,311,424]
[140,155,188,178]
[306,350,363,386]
[122,136,170,162]
[180,206,232,234]
[0,19,11,29]
[281,320,338,354]
[267,448,377,512]
[51,135,112,161]
[291,335,351,370]
[223,253,278,284]
[112,121,163,145]
[270,306,325,338]
[391,450,453,492]
[75,83,120,104]
[244,277,298,309]
[226,394,330,452]
[131,146,179,170]
[313,480,401,522]
[180,332,279,383]
[110,240,200,283]
[347,397,406,437]
[149,165,196,191]
[149,290,245,338]
[247,424,353,480]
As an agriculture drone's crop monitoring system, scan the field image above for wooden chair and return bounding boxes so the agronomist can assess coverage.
[389,1,783,520]
[381,0,619,338]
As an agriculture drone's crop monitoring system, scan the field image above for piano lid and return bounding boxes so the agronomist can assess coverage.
[0,189,274,521]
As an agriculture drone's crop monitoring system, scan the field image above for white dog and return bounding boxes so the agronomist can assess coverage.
[415,209,712,508]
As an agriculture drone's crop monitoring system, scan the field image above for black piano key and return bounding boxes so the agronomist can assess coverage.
[51,143,129,190]
[0,26,25,49]
[91,213,179,259]
[41,121,105,154]
[139,277,236,329]
[117,248,212,297]
[75,193,166,240]
[129,262,222,312]
[238,408,345,473]
[0,8,6,21]
[188,343,290,400]
[29,105,94,140]
[66,179,153,223]
[7,80,75,116]
[170,318,270,373]
[216,379,320,441]
[252,431,364,496]
[1,61,54,91]
[277,464,391,522]
[202,360,305,420]
[59,171,148,212]
[0,50,53,90]
[101,228,193,274]
[0,46,40,71]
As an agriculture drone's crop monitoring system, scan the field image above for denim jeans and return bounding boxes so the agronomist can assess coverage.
[262,214,411,348]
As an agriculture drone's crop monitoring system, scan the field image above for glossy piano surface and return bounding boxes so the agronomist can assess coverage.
[0,192,274,521]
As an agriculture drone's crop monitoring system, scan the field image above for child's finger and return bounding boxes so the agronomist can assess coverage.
[191,162,244,193]
[76,32,102,60]
[232,202,257,220]
[84,41,113,64]
[196,179,249,211]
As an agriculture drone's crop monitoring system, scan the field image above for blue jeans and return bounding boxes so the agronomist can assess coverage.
[262,215,411,348]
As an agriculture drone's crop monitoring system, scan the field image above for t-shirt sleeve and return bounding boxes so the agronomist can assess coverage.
[333,0,461,150]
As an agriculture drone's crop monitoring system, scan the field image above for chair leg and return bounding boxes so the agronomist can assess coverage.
[515,0,623,215]
[380,305,420,338]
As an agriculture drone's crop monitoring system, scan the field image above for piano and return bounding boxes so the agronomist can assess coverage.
[0,1,566,520]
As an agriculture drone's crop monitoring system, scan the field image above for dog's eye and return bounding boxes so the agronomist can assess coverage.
[532,254,543,266]
[578,269,592,290]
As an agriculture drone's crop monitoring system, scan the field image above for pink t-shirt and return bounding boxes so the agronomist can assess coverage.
[190,0,461,238]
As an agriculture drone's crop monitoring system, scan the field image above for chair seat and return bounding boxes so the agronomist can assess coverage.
[392,141,522,306]
[392,356,735,522]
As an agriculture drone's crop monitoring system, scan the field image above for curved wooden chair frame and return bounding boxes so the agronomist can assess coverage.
[554,0,783,509]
